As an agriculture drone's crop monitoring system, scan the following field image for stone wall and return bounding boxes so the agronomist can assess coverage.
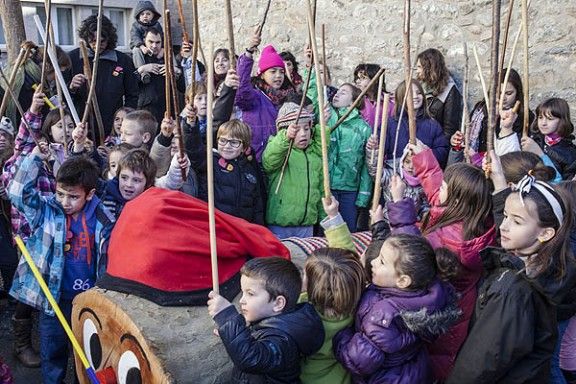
[164,0,576,116]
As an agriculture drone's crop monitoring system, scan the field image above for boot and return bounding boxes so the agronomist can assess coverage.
[11,316,41,368]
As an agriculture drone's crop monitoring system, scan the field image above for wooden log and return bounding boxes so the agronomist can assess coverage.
[72,288,233,384]
[372,94,390,212]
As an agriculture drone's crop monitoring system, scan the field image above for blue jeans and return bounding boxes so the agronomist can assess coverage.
[39,299,73,384]
[552,319,570,384]
[331,190,358,233]
[268,225,313,240]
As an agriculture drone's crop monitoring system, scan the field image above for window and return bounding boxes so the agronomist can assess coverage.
[35,6,46,43]
[90,7,128,47]
[0,20,5,45]
[56,7,74,45]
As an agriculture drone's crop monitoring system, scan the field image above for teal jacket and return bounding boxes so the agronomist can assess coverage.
[305,69,373,207]
[263,124,325,226]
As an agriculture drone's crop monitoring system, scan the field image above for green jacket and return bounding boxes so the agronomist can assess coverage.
[262,125,325,226]
[305,69,373,207]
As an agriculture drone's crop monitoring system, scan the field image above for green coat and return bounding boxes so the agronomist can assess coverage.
[262,126,325,227]
[305,69,373,207]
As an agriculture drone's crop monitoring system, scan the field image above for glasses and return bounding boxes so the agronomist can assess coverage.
[218,137,242,148]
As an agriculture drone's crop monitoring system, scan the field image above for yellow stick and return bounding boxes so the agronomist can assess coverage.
[31,84,56,109]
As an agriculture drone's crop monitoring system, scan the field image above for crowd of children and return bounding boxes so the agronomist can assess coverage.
[0,1,575,383]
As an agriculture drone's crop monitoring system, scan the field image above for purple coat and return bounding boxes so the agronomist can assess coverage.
[334,280,460,384]
[235,53,280,161]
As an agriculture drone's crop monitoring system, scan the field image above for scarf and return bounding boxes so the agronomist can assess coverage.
[1,58,42,125]
[258,81,297,107]
[468,104,486,152]
[544,132,562,147]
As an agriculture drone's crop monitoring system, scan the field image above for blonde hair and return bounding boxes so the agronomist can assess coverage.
[305,248,366,320]
[185,82,208,104]
[217,119,251,148]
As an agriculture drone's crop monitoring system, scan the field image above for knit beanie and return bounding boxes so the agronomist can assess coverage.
[0,117,14,139]
[276,102,314,130]
[257,45,285,75]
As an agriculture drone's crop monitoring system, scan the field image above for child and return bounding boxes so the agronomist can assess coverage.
[500,150,558,185]
[235,30,297,161]
[207,257,324,383]
[263,101,323,238]
[0,117,14,152]
[184,82,208,142]
[102,143,132,180]
[105,106,134,147]
[130,1,163,72]
[522,98,576,180]
[448,157,576,382]
[334,234,460,384]
[353,63,393,129]
[381,140,496,381]
[186,118,265,224]
[8,149,114,382]
[281,51,303,91]
[120,109,157,149]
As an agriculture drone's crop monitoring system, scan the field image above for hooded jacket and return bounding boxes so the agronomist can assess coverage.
[386,148,496,380]
[334,281,460,384]
[531,132,576,180]
[130,1,163,49]
[214,302,325,384]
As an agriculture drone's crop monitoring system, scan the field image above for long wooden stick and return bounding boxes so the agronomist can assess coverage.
[372,93,390,211]
[205,42,219,294]
[521,0,529,137]
[498,25,523,113]
[225,0,236,68]
[163,0,172,119]
[259,0,272,34]
[321,24,328,86]
[403,0,416,144]
[48,25,68,152]
[369,75,384,165]
[330,67,385,133]
[497,0,515,102]
[461,43,470,162]
[38,0,52,92]
[488,0,501,157]
[79,41,104,139]
[175,0,190,44]
[0,47,28,117]
[307,0,330,199]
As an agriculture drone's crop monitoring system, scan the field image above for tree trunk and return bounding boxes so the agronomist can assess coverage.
[0,0,26,64]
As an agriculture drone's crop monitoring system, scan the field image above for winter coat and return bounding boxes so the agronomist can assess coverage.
[235,53,280,161]
[68,49,139,138]
[8,155,114,316]
[386,148,496,380]
[531,133,576,180]
[130,1,163,49]
[98,178,126,221]
[384,110,449,169]
[334,281,460,384]
[447,247,560,384]
[425,77,463,139]
[359,94,395,130]
[262,125,325,227]
[184,119,265,225]
[214,302,325,384]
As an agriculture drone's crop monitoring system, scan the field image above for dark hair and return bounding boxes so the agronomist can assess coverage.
[144,26,163,40]
[306,248,366,320]
[353,63,385,99]
[40,44,71,74]
[56,156,99,194]
[500,151,556,184]
[530,98,574,138]
[103,142,134,178]
[117,148,157,189]
[500,68,524,109]
[416,48,450,96]
[123,110,158,139]
[340,83,364,110]
[41,108,72,143]
[394,79,430,118]
[214,48,230,61]
[424,163,493,240]
[364,239,384,282]
[285,93,313,109]
[280,51,299,74]
[78,15,118,50]
[240,257,301,312]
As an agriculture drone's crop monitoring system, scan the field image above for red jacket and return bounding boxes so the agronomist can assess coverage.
[387,148,496,380]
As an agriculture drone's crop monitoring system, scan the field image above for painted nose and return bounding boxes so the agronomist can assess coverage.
[95,366,117,384]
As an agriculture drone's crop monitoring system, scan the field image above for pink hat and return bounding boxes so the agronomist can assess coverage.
[257,45,285,75]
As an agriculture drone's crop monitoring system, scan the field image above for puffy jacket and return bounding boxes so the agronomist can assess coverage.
[425,77,463,139]
[214,302,324,384]
[386,148,496,380]
[531,133,576,180]
[334,281,460,384]
[235,53,280,161]
[263,125,325,227]
[130,1,163,48]
[447,247,560,384]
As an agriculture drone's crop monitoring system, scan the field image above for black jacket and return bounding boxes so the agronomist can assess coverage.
[183,119,265,225]
[447,247,557,384]
[68,48,139,140]
[532,133,576,180]
[427,83,463,139]
[130,0,163,49]
[214,303,324,384]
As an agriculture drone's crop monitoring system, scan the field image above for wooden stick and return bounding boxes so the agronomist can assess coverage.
[225,0,236,68]
[206,42,219,294]
[473,46,491,129]
[403,0,416,144]
[461,43,470,162]
[498,25,523,113]
[307,0,330,199]
[372,94,390,212]
[163,0,172,119]
[187,0,200,117]
[521,0,529,137]
[175,0,190,44]
[370,75,384,164]
[330,67,385,133]
[82,0,103,146]
[165,10,187,181]
[0,47,28,117]
[48,23,67,151]
[497,0,515,101]
[39,0,52,92]
[259,0,272,35]
[79,41,104,139]
[488,0,501,158]
[321,24,328,86]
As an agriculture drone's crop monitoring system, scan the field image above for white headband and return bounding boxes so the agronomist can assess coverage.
[514,174,564,225]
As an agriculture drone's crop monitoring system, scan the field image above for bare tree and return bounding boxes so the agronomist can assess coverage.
[0,0,26,64]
